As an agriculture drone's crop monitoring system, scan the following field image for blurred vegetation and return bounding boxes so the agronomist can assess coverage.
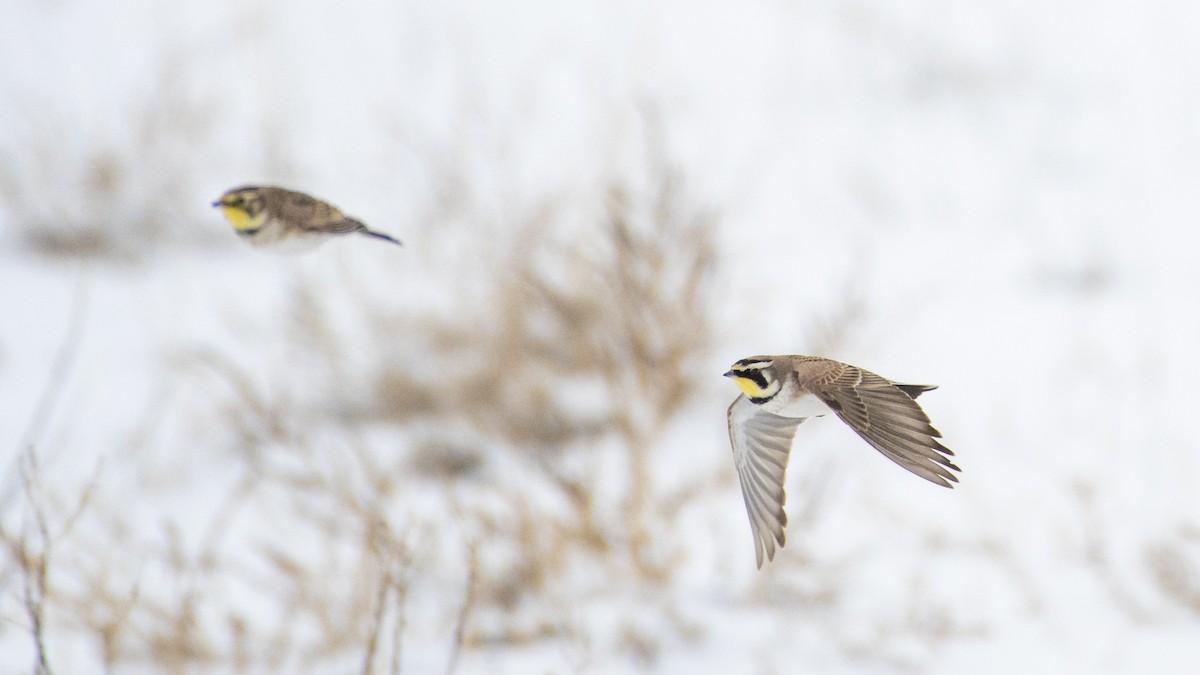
[1,119,727,671]
[0,56,253,261]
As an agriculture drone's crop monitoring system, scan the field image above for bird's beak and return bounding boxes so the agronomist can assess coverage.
[211,200,222,207]
[723,370,737,378]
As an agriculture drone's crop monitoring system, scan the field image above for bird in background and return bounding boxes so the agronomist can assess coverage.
[212,185,402,252]
[724,354,959,568]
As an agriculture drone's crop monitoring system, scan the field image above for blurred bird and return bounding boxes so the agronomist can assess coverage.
[212,185,402,251]
[724,355,958,568]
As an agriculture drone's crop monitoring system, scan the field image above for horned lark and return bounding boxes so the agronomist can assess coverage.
[724,355,958,568]
[212,185,402,251]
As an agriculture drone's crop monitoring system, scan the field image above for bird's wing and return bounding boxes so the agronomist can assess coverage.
[302,218,367,235]
[273,191,358,233]
[810,365,960,487]
[275,190,323,222]
[727,394,807,568]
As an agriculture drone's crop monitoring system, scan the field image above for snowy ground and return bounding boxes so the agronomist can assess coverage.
[3,0,1200,673]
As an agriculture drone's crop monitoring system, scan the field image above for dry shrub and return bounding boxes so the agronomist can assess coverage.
[0,449,104,675]
[1146,524,1200,616]
[0,56,225,261]
[0,139,720,672]
[23,429,420,673]
[361,153,720,646]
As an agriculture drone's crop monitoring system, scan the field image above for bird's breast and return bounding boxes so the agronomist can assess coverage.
[762,391,833,418]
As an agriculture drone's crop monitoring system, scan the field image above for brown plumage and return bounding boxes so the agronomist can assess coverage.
[213,185,402,250]
[725,355,958,568]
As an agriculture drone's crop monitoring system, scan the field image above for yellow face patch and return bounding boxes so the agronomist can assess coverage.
[219,205,264,231]
[732,376,770,398]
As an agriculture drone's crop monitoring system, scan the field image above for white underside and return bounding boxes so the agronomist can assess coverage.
[761,390,833,418]
[239,221,327,254]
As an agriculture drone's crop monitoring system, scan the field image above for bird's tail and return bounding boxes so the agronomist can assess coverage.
[894,383,937,399]
[360,229,403,246]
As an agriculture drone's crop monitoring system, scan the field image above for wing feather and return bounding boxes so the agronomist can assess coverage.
[727,395,806,568]
[274,189,324,223]
[811,366,960,488]
[300,217,366,235]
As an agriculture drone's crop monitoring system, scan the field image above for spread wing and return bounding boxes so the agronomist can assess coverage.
[812,366,960,487]
[727,394,807,568]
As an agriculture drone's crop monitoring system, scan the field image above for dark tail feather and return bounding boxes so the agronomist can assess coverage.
[895,383,937,399]
[360,229,403,246]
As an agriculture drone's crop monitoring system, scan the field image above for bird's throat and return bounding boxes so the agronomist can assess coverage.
[221,206,264,232]
[733,376,771,399]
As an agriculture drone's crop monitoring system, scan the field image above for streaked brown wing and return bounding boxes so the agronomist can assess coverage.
[273,189,319,219]
[271,190,353,231]
[810,365,960,487]
[301,217,367,235]
[727,394,808,568]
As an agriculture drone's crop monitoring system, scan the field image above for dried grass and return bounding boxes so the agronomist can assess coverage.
[0,124,722,671]
[1146,524,1200,616]
[0,56,226,262]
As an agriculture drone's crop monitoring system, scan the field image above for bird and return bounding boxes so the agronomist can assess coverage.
[212,185,402,251]
[724,355,959,568]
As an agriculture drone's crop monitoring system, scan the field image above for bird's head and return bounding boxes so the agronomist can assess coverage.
[212,187,267,232]
[724,356,782,402]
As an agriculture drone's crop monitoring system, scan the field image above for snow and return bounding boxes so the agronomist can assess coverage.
[4,0,1200,672]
